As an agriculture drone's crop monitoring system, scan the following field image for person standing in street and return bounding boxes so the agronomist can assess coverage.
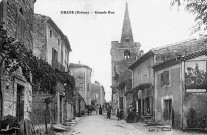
[96,105,98,115]
[127,105,133,123]
[99,105,102,115]
[107,105,112,119]
[117,109,120,121]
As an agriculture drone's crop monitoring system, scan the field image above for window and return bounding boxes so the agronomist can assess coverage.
[65,49,69,65]
[17,8,25,43]
[50,30,52,37]
[124,50,130,60]
[61,44,63,64]
[125,38,130,42]
[52,48,58,62]
[161,71,170,86]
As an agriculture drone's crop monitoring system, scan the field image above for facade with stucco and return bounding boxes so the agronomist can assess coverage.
[154,48,207,130]
[33,13,73,126]
[69,63,92,105]
[90,81,106,107]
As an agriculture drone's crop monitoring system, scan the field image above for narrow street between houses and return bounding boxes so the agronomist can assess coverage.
[59,113,207,135]
[67,113,145,135]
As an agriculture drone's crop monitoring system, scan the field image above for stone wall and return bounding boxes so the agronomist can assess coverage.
[2,0,34,50]
[33,14,47,61]
[1,0,35,119]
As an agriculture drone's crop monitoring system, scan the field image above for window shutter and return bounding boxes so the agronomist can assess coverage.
[17,12,25,43]
[61,48,63,64]
[52,48,55,61]
[161,73,164,86]
[164,71,170,85]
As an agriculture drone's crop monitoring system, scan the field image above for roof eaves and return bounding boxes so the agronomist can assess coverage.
[129,50,154,70]
[63,35,72,51]
[47,18,65,38]
[153,48,207,72]
[69,63,92,71]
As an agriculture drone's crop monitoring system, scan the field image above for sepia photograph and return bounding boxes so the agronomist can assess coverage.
[1,0,207,134]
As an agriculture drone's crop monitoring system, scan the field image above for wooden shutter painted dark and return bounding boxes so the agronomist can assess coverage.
[161,73,164,86]
[164,71,170,85]
[52,48,55,62]
[17,13,25,43]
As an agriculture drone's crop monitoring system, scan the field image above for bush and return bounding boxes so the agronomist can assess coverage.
[186,108,197,128]
[1,115,19,130]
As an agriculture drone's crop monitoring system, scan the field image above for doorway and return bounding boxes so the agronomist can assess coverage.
[59,97,62,124]
[119,97,123,109]
[16,84,24,135]
[138,99,141,116]
[163,99,172,125]
[0,89,2,119]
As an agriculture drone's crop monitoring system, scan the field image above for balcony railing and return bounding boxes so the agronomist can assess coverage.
[52,60,65,72]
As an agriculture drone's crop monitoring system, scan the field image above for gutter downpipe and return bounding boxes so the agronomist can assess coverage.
[153,54,156,121]
[181,60,185,130]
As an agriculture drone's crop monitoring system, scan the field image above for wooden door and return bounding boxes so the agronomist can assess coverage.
[16,84,24,135]
[163,99,172,125]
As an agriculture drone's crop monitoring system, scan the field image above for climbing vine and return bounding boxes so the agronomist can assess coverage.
[0,24,57,94]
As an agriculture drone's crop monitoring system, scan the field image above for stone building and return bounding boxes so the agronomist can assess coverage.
[129,36,207,129]
[100,86,106,108]
[153,46,207,130]
[90,81,105,107]
[69,63,92,115]
[110,3,141,116]
[33,13,73,126]
[129,51,156,122]
[0,0,36,134]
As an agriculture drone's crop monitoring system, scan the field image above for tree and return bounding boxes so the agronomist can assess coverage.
[171,0,207,33]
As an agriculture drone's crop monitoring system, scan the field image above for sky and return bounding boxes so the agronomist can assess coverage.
[34,0,196,102]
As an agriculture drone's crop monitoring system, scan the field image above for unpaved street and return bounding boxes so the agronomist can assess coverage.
[68,114,145,135]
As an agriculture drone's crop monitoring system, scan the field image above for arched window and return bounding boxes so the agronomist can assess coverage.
[125,38,130,42]
[124,50,130,59]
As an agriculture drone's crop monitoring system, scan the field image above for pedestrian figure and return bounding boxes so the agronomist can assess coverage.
[96,106,98,115]
[120,109,123,120]
[88,105,92,115]
[87,106,90,116]
[107,105,111,119]
[117,109,120,121]
[99,106,102,115]
[127,105,134,123]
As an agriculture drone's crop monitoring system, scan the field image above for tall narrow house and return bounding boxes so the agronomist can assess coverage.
[0,1,36,134]
[110,3,141,116]
[33,14,74,125]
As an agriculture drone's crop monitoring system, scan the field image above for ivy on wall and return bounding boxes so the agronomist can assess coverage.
[0,24,57,94]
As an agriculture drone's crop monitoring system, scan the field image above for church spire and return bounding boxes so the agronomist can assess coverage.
[121,3,134,43]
